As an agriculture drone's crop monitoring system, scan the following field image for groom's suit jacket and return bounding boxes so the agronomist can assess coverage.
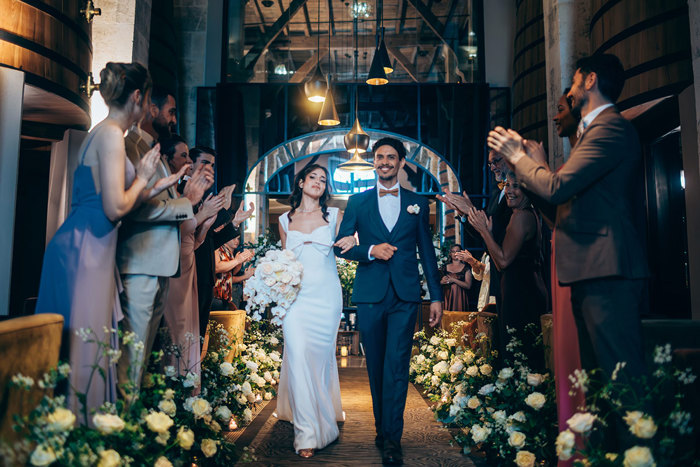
[116,128,194,277]
[335,187,442,304]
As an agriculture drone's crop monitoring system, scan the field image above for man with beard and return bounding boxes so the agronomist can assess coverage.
[488,54,649,415]
[145,85,178,140]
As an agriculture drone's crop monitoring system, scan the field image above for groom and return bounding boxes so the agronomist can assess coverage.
[335,137,443,465]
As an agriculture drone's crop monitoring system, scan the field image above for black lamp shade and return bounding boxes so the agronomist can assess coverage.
[377,38,393,74]
[366,48,389,85]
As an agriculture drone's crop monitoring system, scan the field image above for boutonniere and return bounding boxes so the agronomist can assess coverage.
[407,204,420,215]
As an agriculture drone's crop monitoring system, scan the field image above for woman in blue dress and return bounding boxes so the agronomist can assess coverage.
[35,62,184,419]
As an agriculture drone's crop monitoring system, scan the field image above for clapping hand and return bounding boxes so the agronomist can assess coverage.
[135,143,161,183]
[487,127,525,164]
[455,249,475,265]
[143,163,188,200]
[235,249,255,264]
[334,235,356,254]
[183,164,215,205]
[233,201,255,227]
[200,192,225,219]
[219,184,236,211]
[467,206,492,235]
[436,191,473,216]
[522,139,548,166]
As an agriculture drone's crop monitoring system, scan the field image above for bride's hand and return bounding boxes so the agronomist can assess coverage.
[334,235,356,254]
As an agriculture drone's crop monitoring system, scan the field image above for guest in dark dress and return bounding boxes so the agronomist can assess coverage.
[440,245,473,311]
[467,171,547,369]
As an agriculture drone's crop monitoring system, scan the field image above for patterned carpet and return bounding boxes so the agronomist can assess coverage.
[232,358,473,466]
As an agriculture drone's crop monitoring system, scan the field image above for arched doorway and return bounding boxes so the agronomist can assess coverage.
[242,129,461,243]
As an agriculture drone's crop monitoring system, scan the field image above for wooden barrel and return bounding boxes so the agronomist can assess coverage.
[511,0,547,146]
[0,0,91,128]
[590,0,692,109]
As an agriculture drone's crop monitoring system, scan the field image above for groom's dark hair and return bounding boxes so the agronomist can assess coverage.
[372,137,406,160]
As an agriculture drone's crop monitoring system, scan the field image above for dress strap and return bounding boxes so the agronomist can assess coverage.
[78,126,103,166]
[279,211,290,233]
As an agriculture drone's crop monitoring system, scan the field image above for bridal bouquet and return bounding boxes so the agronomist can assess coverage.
[243,249,303,325]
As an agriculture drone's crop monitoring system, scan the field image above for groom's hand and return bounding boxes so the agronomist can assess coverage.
[371,243,397,261]
[428,302,443,328]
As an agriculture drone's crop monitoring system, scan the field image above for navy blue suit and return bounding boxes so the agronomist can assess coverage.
[335,187,442,442]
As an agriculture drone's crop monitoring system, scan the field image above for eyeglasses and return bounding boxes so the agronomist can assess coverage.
[488,157,503,167]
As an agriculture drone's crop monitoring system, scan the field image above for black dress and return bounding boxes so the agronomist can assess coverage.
[498,207,547,369]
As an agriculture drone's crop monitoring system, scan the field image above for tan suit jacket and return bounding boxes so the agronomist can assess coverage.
[116,128,194,277]
[515,107,649,284]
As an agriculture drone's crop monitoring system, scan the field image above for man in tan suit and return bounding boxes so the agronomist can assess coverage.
[117,88,212,391]
[488,54,649,386]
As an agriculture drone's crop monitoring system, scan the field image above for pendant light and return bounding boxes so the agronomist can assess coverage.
[367,0,389,84]
[318,75,340,125]
[377,28,393,74]
[304,0,326,102]
[338,149,376,171]
[344,87,370,153]
[318,9,339,126]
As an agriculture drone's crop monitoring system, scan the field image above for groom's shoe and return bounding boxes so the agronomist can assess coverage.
[382,440,403,465]
[375,434,384,449]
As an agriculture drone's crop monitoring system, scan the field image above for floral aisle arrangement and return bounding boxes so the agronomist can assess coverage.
[410,325,558,466]
[416,234,449,299]
[243,249,303,324]
[2,321,284,467]
[336,258,357,307]
[555,344,698,466]
[242,228,281,266]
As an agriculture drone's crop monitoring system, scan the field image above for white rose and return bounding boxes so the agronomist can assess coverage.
[415,354,426,364]
[623,446,655,467]
[466,366,479,377]
[430,375,440,386]
[515,450,536,467]
[508,431,526,448]
[97,450,120,467]
[93,413,125,434]
[527,373,544,387]
[470,424,491,443]
[478,384,495,396]
[264,392,273,400]
[467,397,481,410]
[163,388,175,400]
[492,410,507,424]
[555,429,575,461]
[498,367,514,380]
[260,263,274,275]
[46,407,76,431]
[263,371,273,382]
[236,393,247,405]
[630,416,657,439]
[445,338,457,347]
[270,351,282,363]
[511,411,527,423]
[191,398,212,419]
[177,427,195,450]
[429,336,440,346]
[449,361,464,375]
[479,364,492,376]
[145,411,174,433]
[164,366,176,377]
[623,411,644,427]
[30,445,57,466]
[270,336,279,346]
[243,408,253,423]
[154,457,173,467]
[220,362,235,376]
[245,360,259,372]
[525,392,546,410]
[241,381,254,396]
[201,438,218,458]
[215,406,232,422]
[463,351,475,364]
[433,361,449,375]
[158,399,177,417]
[567,412,597,433]
[437,350,449,361]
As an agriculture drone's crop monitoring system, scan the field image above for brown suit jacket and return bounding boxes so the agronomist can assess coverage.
[514,106,649,284]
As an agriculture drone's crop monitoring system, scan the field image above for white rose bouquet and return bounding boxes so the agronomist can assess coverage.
[244,249,303,324]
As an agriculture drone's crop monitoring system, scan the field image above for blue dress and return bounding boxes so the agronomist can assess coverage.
[36,138,122,418]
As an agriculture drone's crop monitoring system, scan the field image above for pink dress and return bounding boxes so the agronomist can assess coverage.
[552,230,585,466]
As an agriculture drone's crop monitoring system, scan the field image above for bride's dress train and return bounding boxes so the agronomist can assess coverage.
[276,207,344,452]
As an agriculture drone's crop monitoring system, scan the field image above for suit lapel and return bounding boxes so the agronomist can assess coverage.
[389,188,410,241]
[368,188,392,239]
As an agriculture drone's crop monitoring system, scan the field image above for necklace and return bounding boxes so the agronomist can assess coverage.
[297,207,321,213]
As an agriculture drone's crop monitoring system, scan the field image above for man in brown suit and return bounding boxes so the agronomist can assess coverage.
[488,54,649,385]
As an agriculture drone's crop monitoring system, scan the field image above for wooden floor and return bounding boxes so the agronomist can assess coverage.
[233,357,472,466]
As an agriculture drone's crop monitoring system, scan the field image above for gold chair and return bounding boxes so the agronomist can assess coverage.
[540,313,554,372]
[0,314,63,443]
[202,310,246,363]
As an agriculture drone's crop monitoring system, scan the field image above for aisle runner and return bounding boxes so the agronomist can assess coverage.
[238,362,472,466]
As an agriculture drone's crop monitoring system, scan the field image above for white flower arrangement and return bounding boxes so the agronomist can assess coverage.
[243,249,303,324]
[407,204,420,214]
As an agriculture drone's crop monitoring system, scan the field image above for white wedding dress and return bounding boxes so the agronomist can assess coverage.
[276,207,344,453]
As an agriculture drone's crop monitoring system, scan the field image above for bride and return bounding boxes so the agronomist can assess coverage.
[276,163,356,458]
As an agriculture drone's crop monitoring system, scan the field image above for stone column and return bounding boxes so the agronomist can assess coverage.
[0,68,24,315]
[542,0,591,169]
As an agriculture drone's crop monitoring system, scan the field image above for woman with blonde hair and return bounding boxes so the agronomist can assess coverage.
[36,62,184,419]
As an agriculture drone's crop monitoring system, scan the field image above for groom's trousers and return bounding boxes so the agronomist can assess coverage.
[357,282,418,442]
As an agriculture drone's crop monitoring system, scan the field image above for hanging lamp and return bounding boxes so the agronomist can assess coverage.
[318,75,340,125]
[344,88,370,153]
[367,48,388,85]
[377,28,393,74]
[339,149,375,171]
[304,0,326,102]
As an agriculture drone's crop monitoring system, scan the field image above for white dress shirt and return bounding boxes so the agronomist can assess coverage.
[576,103,614,139]
[368,182,401,260]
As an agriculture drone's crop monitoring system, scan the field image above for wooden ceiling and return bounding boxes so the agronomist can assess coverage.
[241,0,475,83]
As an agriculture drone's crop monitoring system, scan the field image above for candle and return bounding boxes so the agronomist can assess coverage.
[340,346,348,357]
[255,394,262,402]
[229,418,238,430]
[340,357,348,368]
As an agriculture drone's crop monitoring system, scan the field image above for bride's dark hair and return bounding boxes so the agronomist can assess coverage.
[288,163,330,223]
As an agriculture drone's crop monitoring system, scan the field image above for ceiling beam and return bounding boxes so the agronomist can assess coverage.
[289,48,329,83]
[302,3,312,36]
[244,0,310,71]
[386,45,419,82]
[418,0,434,37]
[253,0,267,34]
[246,33,442,50]
[406,0,448,46]
[426,44,441,77]
[327,0,336,35]
[395,0,406,34]
[277,0,291,36]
